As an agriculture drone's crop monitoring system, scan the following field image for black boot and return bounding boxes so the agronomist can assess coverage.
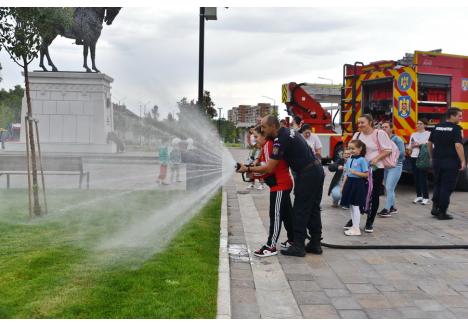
[430,204,440,217]
[281,244,306,257]
[437,210,453,220]
[305,234,323,255]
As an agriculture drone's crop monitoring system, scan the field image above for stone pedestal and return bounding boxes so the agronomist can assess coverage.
[7,71,116,153]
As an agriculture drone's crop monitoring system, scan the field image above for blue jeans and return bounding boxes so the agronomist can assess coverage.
[384,163,403,210]
[331,185,342,205]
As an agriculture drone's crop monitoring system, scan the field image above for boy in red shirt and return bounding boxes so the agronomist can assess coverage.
[252,126,294,257]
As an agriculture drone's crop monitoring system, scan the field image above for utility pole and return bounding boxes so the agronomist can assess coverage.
[198,7,217,109]
[218,107,222,139]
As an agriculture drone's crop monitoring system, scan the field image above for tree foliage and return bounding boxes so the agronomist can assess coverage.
[0,85,24,128]
[197,90,217,119]
[213,118,240,143]
[0,8,73,217]
[0,7,73,67]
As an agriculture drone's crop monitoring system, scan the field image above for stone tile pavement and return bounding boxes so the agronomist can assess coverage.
[225,148,468,319]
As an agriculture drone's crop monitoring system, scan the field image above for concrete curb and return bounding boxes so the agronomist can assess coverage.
[238,193,303,319]
[216,190,231,319]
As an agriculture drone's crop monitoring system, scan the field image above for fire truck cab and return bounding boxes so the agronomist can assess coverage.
[341,50,468,190]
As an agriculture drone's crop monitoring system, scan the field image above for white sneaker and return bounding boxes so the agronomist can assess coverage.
[246,184,255,189]
[344,227,361,236]
[421,198,430,205]
[256,184,265,190]
[413,197,423,204]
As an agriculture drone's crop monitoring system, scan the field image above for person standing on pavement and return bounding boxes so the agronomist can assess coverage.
[408,118,431,205]
[328,148,351,207]
[251,126,294,257]
[246,126,260,189]
[340,140,369,236]
[378,121,406,217]
[427,108,466,220]
[292,116,303,131]
[157,138,170,185]
[170,137,182,183]
[349,114,393,233]
[300,123,323,160]
[237,115,325,257]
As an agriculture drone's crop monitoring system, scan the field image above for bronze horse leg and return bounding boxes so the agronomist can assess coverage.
[90,42,100,73]
[83,43,92,73]
[39,35,58,72]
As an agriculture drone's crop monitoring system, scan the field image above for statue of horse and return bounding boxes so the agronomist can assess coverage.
[39,7,121,73]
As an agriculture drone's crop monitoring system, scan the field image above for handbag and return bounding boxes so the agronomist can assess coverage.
[357,130,399,168]
[416,144,431,169]
[373,130,399,168]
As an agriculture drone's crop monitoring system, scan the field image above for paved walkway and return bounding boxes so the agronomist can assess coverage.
[226,148,468,319]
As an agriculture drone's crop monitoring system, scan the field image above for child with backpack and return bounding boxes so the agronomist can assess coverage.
[341,140,369,236]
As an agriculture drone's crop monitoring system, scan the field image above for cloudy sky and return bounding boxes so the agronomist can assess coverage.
[1,6,468,119]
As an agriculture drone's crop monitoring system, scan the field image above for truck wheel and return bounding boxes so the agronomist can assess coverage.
[333,143,344,163]
[456,143,468,191]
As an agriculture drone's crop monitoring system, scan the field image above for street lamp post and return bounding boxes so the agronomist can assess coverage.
[261,95,277,115]
[198,7,217,110]
[138,100,150,146]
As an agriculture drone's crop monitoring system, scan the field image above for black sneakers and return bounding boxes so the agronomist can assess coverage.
[280,244,306,257]
[378,209,392,217]
[343,219,353,230]
[280,240,293,249]
[389,206,398,214]
[364,223,374,233]
[254,245,277,257]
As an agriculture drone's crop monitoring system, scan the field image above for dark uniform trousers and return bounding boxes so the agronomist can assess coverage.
[293,164,324,248]
[432,158,459,213]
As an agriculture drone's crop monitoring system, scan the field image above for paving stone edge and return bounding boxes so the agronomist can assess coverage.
[216,190,231,319]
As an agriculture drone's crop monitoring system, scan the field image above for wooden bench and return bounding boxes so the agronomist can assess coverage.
[0,155,90,189]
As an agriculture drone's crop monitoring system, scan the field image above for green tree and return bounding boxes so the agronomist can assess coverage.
[0,85,24,128]
[0,7,73,217]
[178,91,217,120]
[212,118,239,143]
[197,90,217,119]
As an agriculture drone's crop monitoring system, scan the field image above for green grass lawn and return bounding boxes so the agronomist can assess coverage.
[0,189,221,318]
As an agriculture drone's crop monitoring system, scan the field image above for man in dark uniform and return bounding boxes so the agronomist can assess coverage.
[427,107,466,220]
[237,115,325,257]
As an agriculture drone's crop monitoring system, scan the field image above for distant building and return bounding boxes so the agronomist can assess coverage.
[227,103,277,128]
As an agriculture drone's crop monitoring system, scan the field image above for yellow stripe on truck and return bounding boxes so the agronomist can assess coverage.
[282,84,288,103]
[451,102,468,110]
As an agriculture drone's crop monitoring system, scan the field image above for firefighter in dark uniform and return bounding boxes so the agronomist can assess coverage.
[427,107,466,220]
[237,115,325,257]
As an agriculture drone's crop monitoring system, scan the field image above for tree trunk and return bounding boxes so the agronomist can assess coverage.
[23,56,41,217]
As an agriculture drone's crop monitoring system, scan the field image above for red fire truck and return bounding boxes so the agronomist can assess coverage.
[283,50,468,190]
